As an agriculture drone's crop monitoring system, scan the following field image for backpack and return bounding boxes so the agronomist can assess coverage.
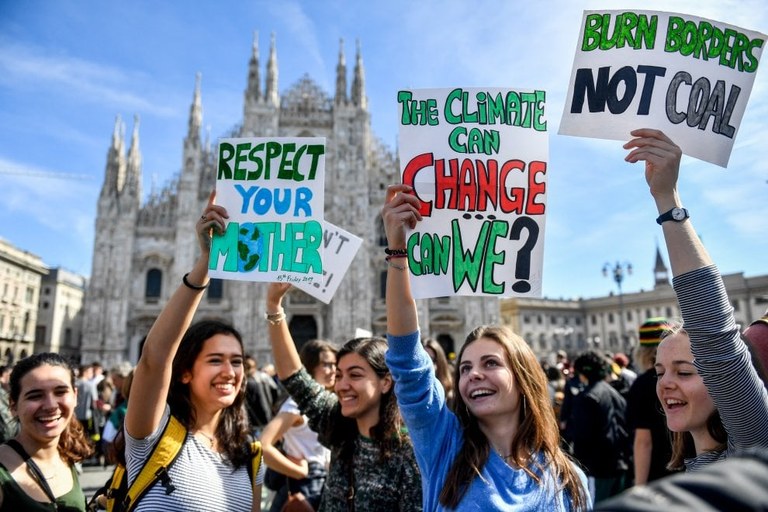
[87,415,263,512]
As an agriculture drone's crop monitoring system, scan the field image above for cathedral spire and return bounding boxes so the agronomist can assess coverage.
[101,114,126,197]
[335,38,347,105]
[265,32,279,106]
[187,72,203,147]
[351,39,367,109]
[126,114,142,200]
[246,31,261,103]
[653,243,670,287]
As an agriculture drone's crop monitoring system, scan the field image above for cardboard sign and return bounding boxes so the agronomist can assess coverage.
[559,10,766,167]
[210,137,326,283]
[397,87,548,299]
[292,221,363,304]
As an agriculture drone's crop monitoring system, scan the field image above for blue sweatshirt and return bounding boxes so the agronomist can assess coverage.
[386,330,590,511]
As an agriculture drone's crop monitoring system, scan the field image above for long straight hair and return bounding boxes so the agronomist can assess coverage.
[168,320,251,468]
[438,326,588,510]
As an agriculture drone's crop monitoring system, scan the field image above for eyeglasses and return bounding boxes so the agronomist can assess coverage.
[321,362,337,370]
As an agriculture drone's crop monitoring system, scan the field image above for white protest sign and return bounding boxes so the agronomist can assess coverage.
[559,10,766,167]
[210,137,325,283]
[292,221,363,304]
[397,87,548,299]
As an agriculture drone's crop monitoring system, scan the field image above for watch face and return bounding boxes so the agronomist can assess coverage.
[672,208,686,220]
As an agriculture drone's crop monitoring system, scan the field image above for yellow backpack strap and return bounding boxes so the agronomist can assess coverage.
[248,439,263,487]
[122,415,188,511]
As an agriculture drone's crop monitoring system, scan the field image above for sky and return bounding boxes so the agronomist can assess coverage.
[0,0,766,301]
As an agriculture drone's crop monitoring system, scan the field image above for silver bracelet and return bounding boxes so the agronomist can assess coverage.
[265,310,286,325]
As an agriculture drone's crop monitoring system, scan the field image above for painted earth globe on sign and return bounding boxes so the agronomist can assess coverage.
[237,223,263,272]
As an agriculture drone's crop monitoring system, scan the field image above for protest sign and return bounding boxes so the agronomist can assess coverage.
[292,221,363,304]
[559,10,766,167]
[398,87,548,299]
[210,137,325,284]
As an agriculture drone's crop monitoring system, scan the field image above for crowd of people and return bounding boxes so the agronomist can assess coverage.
[0,129,767,511]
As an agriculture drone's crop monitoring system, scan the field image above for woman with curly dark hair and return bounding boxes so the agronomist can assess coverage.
[124,192,263,511]
[265,282,422,512]
[0,352,93,510]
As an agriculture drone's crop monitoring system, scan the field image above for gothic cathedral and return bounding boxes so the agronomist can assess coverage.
[82,34,500,365]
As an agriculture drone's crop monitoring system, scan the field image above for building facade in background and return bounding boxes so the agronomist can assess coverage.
[502,248,768,360]
[81,34,500,365]
[0,238,47,364]
[35,268,86,361]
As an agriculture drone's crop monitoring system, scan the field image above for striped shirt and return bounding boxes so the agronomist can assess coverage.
[674,265,768,471]
[125,406,264,511]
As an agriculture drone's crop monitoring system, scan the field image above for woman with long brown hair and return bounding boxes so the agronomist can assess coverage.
[123,193,263,511]
[382,183,589,511]
[0,352,93,511]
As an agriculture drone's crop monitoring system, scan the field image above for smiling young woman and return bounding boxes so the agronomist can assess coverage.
[123,191,264,511]
[622,128,768,472]
[381,183,590,511]
[0,353,93,511]
[265,283,423,512]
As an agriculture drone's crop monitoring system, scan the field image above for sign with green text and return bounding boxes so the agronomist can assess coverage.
[210,137,325,284]
[398,87,548,299]
[560,10,766,167]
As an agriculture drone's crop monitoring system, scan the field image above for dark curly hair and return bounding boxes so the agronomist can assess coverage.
[573,349,609,385]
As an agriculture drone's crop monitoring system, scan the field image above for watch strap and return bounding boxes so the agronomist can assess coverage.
[656,207,689,225]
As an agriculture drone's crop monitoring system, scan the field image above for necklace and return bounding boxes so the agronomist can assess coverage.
[195,430,216,447]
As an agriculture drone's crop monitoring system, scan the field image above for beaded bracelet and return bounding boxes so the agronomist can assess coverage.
[182,272,209,291]
[386,252,408,259]
[384,247,407,256]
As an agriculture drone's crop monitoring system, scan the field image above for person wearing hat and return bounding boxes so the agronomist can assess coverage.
[625,318,678,485]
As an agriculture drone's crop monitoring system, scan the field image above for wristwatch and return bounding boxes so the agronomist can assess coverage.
[656,207,689,225]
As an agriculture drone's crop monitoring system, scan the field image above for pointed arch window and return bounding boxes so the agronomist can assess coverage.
[145,269,162,302]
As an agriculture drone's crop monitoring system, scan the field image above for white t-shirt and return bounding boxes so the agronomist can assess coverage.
[279,397,330,468]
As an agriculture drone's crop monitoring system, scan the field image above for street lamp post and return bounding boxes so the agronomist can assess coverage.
[603,261,632,352]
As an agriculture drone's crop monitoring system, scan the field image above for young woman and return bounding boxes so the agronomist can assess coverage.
[382,183,590,511]
[624,128,768,471]
[266,282,422,512]
[0,353,93,511]
[124,193,264,511]
[261,339,337,511]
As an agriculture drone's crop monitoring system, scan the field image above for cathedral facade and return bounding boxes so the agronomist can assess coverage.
[81,34,500,365]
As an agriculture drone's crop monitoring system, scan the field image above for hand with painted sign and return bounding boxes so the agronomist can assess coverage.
[398,87,548,298]
[210,137,326,284]
[559,10,766,167]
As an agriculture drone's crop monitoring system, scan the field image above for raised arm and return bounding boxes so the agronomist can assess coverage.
[266,282,302,380]
[623,128,712,277]
[261,412,310,480]
[125,191,227,438]
[382,184,422,336]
